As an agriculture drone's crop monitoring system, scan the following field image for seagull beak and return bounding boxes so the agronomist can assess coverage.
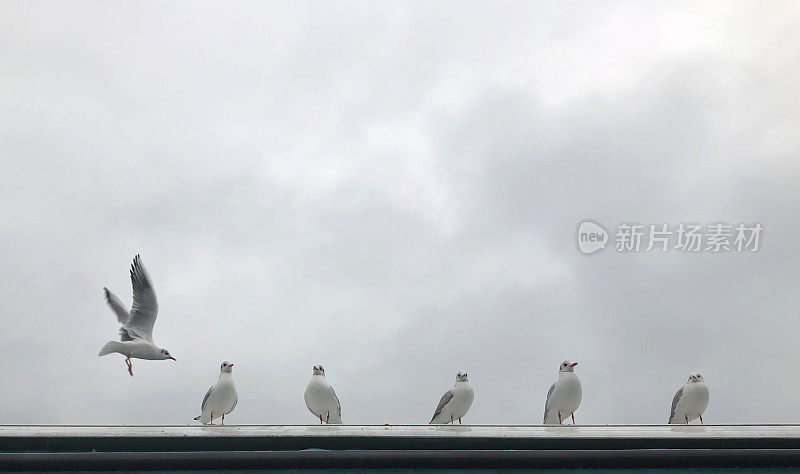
[569,362,578,367]
[228,363,233,367]
[169,357,177,361]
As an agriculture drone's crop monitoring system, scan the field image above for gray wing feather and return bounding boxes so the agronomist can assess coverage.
[103,288,134,341]
[104,288,129,323]
[669,386,684,423]
[201,386,213,411]
[543,383,556,423]
[230,393,238,412]
[430,389,454,423]
[126,255,159,341]
[332,387,341,418]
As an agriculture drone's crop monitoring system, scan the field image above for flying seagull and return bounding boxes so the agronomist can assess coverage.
[429,371,474,425]
[304,365,343,424]
[194,361,238,425]
[98,254,175,376]
[668,372,709,424]
[543,360,582,425]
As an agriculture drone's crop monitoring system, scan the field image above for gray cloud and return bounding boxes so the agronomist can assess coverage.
[0,1,798,425]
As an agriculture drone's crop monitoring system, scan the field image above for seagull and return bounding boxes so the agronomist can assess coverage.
[194,361,238,425]
[668,372,709,424]
[304,365,342,424]
[429,371,474,425]
[98,254,175,376]
[543,360,582,425]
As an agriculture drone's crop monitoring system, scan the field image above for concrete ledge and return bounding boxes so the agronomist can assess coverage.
[3,425,800,469]
[4,423,800,439]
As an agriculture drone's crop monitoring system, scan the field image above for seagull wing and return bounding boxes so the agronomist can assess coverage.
[126,254,159,342]
[118,328,135,342]
[543,382,557,423]
[103,288,134,341]
[331,386,341,418]
[669,386,685,423]
[104,288,129,323]
[430,389,454,423]
[201,386,214,412]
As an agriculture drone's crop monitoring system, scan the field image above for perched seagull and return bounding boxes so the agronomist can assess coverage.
[429,371,474,425]
[668,372,709,424]
[194,361,238,425]
[304,365,343,424]
[543,360,582,425]
[98,254,176,376]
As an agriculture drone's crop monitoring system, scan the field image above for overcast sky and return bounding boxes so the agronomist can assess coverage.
[1,1,799,426]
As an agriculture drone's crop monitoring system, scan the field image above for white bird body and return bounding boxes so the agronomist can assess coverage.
[195,362,238,425]
[304,366,342,424]
[98,255,175,375]
[99,339,169,360]
[543,360,582,425]
[430,372,474,425]
[669,372,709,424]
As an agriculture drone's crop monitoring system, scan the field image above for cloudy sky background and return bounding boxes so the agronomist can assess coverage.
[1,1,799,425]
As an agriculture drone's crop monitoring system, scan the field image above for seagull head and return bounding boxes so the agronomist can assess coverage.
[313,365,325,376]
[159,348,176,361]
[456,371,469,382]
[688,372,704,383]
[220,361,234,373]
[559,360,578,373]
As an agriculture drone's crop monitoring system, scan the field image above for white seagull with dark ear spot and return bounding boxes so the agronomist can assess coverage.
[668,372,709,424]
[429,372,474,425]
[543,360,582,425]
[98,254,176,376]
[195,361,238,425]
[304,365,343,424]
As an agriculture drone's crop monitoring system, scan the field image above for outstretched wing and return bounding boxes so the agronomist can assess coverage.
[543,382,556,423]
[669,386,684,423]
[103,288,129,323]
[126,255,159,341]
[201,386,213,411]
[103,288,134,341]
[430,389,454,423]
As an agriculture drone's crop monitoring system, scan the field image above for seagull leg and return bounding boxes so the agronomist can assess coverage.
[319,414,323,424]
[125,356,133,377]
[558,411,562,424]
[326,411,330,423]
[210,412,214,425]
[458,418,462,425]
[451,414,454,425]
[699,414,703,424]
[572,413,576,425]
[222,413,225,425]
[685,414,688,424]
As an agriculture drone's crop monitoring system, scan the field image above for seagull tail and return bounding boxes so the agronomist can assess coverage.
[98,341,122,357]
[194,415,209,424]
